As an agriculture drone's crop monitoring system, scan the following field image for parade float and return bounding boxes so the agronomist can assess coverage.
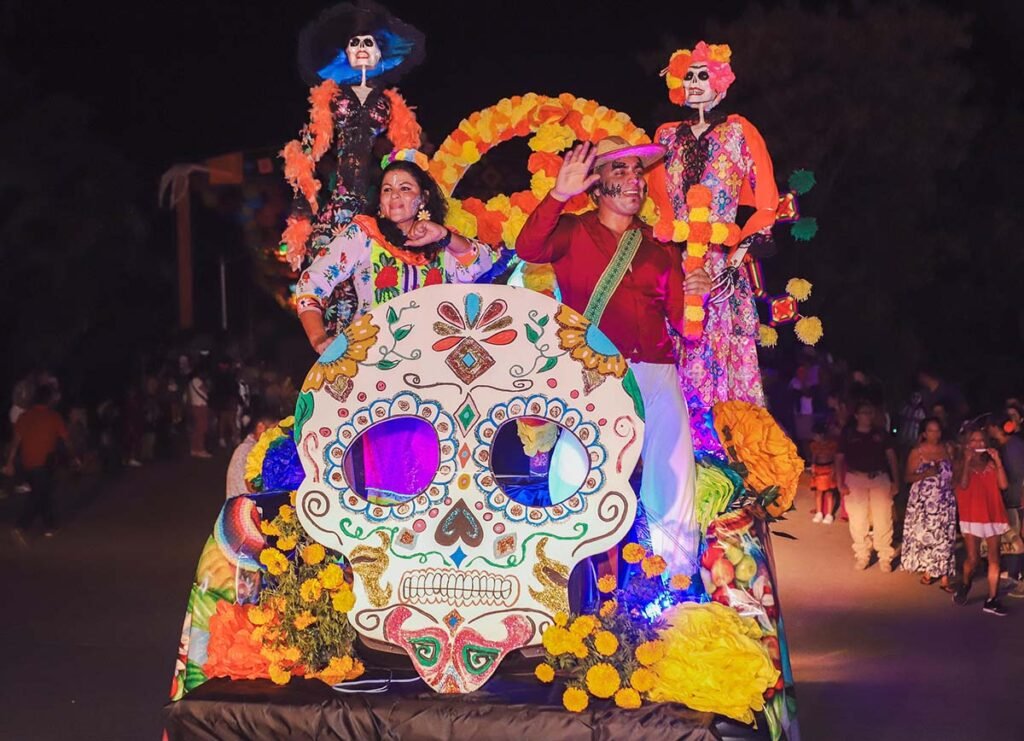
[163,17,812,739]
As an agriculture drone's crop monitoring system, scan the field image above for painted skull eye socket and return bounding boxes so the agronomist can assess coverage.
[489,417,590,508]
[409,637,441,667]
[684,70,711,82]
[461,645,500,676]
[343,417,441,505]
[348,36,375,48]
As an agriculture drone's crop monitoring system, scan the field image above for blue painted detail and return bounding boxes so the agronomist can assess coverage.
[465,293,482,326]
[462,352,477,368]
[319,334,350,364]
[316,29,415,85]
[584,324,619,357]
[451,546,467,568]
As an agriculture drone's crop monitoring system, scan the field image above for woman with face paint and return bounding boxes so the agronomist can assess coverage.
[647,43,780,447]
[281,2,426,336]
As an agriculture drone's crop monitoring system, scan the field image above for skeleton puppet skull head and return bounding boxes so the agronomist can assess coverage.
[295,284,643,693]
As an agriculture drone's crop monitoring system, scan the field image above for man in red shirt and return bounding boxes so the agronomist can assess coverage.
[4,384,70,539]
[516,138,711,574]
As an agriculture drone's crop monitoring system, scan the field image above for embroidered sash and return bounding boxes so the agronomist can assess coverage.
[583,228,642,325]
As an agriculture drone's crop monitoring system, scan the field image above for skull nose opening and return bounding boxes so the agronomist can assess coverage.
[343,417,441,505]
[490,417,590,507]
[435,498,484,547]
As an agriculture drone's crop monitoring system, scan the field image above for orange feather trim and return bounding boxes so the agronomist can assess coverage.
[281,140,320,214]
[282,216,314,270]
[383,89,422,150]
[308,80,338,161]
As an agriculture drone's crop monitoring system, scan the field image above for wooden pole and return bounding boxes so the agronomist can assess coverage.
[176,178,194,330]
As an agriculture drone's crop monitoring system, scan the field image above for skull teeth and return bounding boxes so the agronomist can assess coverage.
[399,569,518,607]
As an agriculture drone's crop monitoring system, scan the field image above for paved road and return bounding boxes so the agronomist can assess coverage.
[2,459,1021,740]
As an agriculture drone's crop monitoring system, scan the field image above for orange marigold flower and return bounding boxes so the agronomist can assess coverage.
[302,543,326,565]
[534,663,556,683]
[585,662,621,699]
[642,555,668,579]
[268,662,292,686]
[594,630,619,657]
[622,543,647,564]
[670,574,692,591]
[599,599,618,618]
[686,185,712,208]
[630,667,657,693]
[597,574,617,593]
[293,611,318,630]
[635,640,666,667]
[569,615,598,639]
[332,589,356,613]
[562,686,589,713]
[614,687,642,709]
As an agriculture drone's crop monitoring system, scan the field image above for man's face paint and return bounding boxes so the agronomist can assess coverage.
[684,63,719,108]
[593,156,646,217]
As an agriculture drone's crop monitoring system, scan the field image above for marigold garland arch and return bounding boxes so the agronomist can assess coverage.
[427,93,657,248]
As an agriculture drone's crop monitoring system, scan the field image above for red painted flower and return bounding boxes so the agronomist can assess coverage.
[424,267,443,286]
[375,266,399,289]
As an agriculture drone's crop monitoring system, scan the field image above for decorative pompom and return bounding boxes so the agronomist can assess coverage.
[794,316,823,345]
[785,278,812,302]
[787,169,816,195]
[282,216,314,270]
[791,217,818,242]
[383,89,423,150]
[758,325,778,348]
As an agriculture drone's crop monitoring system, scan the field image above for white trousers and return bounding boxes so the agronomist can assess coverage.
[631,362,698,575]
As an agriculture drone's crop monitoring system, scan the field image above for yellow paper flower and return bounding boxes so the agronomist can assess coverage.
[259,548,290,576]
[458,140,482,165]
[713,400,804,516]
[622,543,646,564]
[585,662,621,699]
[276,534,297,551]
[553,611,569,627]
[599,599,618,618]
[302,543,326,566]
[594,630,619,657]
[670,574,692,591]
[268,663,291,686]
[529,122,575,153]
[785,278,812,301]
[596,574,617,594]
[794,316,823,346]
[534,663,555,683]
[630,667,657,693]
[501,206,529,248]
[639,197,659,226]
[689,207,710,222]
[684,305,706,323]
[635,640,666,667]
[641,555,668,579]
[332,589,356,613]
[562,686,589,713]
[530,171,556,201]
[671,220,691,243]
[319,563,345,591]
[445,199,478,239]
[247,605,273,626]
[300,578,323,603]
[614,687,642,709]
[758,325,779,348]
[569,615,599,639]
[649,603,779,725]
[293,611,318,630]
[485,194,511,215]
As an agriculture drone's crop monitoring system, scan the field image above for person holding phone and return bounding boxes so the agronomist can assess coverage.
[900,418,956,590]
[953,428,1010,615]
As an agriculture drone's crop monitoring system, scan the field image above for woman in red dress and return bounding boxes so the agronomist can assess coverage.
[953,429,1010,615]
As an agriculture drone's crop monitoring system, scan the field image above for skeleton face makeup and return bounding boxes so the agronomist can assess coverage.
[594,157,646,217]
[295,285,643,693]
[346,34,382,70]
[683,63,720,108]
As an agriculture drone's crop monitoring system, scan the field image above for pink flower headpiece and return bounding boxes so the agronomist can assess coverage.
[664,42,736,107]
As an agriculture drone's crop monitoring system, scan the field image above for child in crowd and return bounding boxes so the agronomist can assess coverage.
[809,422,839,524]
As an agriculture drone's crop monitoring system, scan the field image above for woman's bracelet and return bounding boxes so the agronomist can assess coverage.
[437,228,453,248]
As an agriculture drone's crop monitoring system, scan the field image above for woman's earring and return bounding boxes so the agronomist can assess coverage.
[416,205,432,222]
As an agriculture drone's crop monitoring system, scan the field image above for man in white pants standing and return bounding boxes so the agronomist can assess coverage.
[516,138,711,574]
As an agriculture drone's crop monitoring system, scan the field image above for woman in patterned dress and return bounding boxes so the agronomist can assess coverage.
[648,42,778,436]
[900,418,956,591]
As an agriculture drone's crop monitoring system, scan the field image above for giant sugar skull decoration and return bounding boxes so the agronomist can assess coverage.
[295,284,643,693]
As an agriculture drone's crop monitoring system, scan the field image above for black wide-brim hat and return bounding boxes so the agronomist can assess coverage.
[297,1,426,87]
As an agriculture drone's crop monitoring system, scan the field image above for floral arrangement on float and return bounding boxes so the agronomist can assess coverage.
[533,542,779,725]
